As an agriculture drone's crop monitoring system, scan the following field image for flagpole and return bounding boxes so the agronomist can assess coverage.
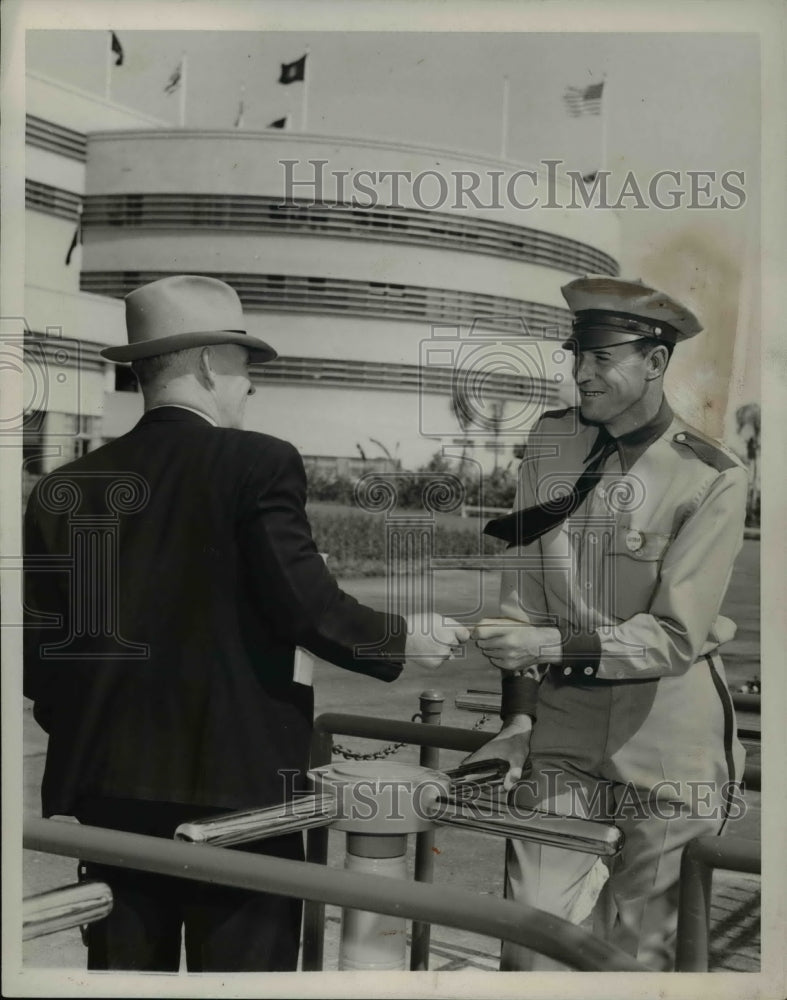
[600,75,608,172]
[500,76,509,159]
[179,52,188,127]
[236,83,246,129]
[105,33,112,100]
[301,45,310,131]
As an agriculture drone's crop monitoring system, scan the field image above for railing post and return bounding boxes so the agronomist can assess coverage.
[675,841,713,971]
[302,724,334,971]
[410,689,444,971]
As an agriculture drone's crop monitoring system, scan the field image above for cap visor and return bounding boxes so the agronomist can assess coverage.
[561,330,649,351]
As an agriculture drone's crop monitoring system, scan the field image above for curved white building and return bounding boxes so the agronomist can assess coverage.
[25,74,621,476]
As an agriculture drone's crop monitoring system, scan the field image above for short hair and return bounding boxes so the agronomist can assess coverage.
[131,347,203,389]
[634,337,674,367]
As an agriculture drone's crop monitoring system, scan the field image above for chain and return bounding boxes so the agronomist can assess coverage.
[331,711,494,761]
[331,740,409,761]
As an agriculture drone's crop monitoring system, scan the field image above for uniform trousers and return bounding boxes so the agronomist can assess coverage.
[501,656,744,972]
[74,796,304,972]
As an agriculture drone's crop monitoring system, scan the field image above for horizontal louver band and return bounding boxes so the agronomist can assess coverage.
[80,271,573,337]
[259,356,564,405]
[25,333,565,403]
[25,332,104,372]
[26,179,82,221]
[81,193,618,277]
[26,115,87,162]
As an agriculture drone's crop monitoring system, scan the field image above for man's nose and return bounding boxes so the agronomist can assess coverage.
[574,353,594,382]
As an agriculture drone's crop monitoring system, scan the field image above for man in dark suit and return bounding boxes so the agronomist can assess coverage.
[24,274,468,972]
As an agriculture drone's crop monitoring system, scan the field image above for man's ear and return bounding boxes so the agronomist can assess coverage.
[197,346,216,388]
[645,344,669,380]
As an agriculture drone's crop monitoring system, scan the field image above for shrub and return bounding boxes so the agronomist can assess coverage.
[304,450,518,512]
[307,502,506,577]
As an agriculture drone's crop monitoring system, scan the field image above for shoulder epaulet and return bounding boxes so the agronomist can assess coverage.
[672,430,742,472]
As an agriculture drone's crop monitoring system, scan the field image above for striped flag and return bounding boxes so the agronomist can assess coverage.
[164,61,182,95]
[563,81,604,117]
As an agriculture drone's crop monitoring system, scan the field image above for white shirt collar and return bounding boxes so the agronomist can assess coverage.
[146,404,218,427]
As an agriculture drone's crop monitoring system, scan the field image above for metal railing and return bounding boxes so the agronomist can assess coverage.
[23,697,759,972]
[23,882,112,941]
[23,817,644,972]
[305,702,763,973]
[303,708,621,971]
[675,835,761,971]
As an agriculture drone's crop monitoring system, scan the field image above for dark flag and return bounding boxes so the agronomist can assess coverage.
[279,54,306,85]
[111,32,124,67]
[268,116,288,129]
[582,171,598,183]
[164,61,182,94]
[65,219,81,265]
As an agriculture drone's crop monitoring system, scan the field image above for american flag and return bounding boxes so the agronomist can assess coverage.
[563,81,604,117]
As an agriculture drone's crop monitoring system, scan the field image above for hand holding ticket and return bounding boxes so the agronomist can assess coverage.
[472,617,562,672]
[404,614,471,669]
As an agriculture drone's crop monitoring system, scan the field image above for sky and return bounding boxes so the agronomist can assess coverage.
[25,27,760,268]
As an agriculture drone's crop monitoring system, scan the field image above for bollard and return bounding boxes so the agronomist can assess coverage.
[340,834,409,970]
[310,759,450,972]
[411,690,444,970]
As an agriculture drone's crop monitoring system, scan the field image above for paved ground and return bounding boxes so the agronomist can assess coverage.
[21,539,761,973]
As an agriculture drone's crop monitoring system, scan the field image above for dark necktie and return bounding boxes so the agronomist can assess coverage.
[483,437,615,547]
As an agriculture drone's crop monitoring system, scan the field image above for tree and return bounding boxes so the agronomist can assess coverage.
[735,403,760,526]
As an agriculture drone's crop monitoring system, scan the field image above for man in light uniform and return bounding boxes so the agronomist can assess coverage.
[470,276,748,971]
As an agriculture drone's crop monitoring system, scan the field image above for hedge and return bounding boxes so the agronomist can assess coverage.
[307,501,506,577]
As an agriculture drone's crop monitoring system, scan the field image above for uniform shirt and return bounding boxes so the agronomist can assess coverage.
[500,398,748,684]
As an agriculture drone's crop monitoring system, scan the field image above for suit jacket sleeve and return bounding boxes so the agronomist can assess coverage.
[23,489,59,732]
[239,439,406,681]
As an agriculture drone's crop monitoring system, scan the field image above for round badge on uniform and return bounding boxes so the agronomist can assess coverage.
[625,529,644,552]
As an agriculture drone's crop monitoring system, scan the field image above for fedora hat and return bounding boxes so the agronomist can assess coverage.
[101,275,277,363]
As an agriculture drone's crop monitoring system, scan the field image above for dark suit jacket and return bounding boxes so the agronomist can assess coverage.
[24,407,406,817]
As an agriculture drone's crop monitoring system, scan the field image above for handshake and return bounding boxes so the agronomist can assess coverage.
[403,614,471,670]
[404,615,563,672]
